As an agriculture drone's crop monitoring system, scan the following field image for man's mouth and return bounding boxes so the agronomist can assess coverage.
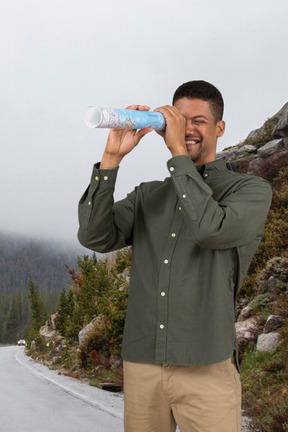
[185,137,201,146]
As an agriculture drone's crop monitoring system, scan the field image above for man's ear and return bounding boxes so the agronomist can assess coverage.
[216,120,225,138]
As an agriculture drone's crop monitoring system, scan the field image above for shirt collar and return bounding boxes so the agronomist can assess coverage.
[196,158,229,176]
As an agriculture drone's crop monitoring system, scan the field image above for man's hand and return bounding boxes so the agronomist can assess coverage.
[154,105,188,157]
[100,105,153,169]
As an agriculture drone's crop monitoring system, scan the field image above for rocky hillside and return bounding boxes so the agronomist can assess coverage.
[218,102,288,431]
[217,101,288,180]
[29,103,288,431]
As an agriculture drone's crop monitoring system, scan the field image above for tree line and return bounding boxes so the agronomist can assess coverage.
[0,233,81,344]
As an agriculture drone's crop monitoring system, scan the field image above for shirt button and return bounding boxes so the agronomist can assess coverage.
[103,176,109,181]
[182,194,187,198]
[169,166,175,172]
[204,173,209,178]
[161,291,166,296]
[164,259,169,264]
[171,233,176,238]
[88,201,91,206]
[95,176,99,181]
[160,324,165,329]
[179,207,182,211]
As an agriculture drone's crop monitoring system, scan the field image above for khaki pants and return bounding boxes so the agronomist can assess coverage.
[123,357,241,432]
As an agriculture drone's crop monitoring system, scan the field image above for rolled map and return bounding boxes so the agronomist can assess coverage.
[85,107,166,130]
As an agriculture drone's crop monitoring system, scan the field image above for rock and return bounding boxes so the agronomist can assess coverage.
[236,144,257,156]
[53,336,66,353]
[237,306,253,322]
[218,145,257,167]
[258,257,288,288]
[235,317,264,360]
[216,148,237,161]
[47,356,62,366]
[235,317,263,341]
[229,156,254,174]
[216,101,288,180]
[245,102,287,142]
[259,275,287,295]
[272,102,288,138]
[247,148,288,180]
[257,139,284,157]
[78,321,95,346]
[264,315,285,333]
[39,313,59,340]
[267,276,287,293]
[30,340,36,352]
[256,332,281,352]
[110,355,123,369]
[246,125,267,142]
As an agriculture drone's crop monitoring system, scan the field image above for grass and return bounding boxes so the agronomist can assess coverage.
[241,320,288,431]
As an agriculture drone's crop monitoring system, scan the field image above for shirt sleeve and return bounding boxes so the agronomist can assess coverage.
[167,155,272,250]
[77,163,135,253]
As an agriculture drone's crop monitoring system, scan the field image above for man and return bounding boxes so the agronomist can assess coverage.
[78,81,272,432]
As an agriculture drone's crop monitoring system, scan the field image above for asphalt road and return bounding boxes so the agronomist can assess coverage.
[0,346,124,432]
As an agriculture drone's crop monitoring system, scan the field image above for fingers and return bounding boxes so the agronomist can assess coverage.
[153,105,187,156]
[134,127,153,145]
[154,105,184,121]
[154,105,186,134]
[125,105,151,111]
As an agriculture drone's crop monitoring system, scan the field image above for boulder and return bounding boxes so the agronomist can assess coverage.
[229,156,254,174]
[258,257,288,291]
[235,317,263,341]
[235,317,264,360]
[216,148,237,161]
[256,332,281,352]
[247,148,288,180]
[246,125,267,142]
[39,313,59,340]
[272,102,288,138]
[237,306,253,322]
[257,139,284,157]
[259,275,287,295]
[236,144,257,156]
[264,315,285,333]
[78,321,95,346]
[110,355,123,369]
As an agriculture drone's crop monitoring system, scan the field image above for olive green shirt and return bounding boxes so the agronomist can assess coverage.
[78,155,272,367]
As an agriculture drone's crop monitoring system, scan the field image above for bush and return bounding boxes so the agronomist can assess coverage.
[57,250,130,367]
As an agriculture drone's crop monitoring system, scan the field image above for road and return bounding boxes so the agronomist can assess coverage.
[0,346,250,432]
[0,346,124,432]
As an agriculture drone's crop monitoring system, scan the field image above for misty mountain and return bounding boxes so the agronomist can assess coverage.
[0,232,85,295]
[0,232,92,343]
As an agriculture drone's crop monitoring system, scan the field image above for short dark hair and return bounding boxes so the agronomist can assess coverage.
[172,80,224,122]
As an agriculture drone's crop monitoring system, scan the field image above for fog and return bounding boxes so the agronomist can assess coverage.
[1,0,287,244]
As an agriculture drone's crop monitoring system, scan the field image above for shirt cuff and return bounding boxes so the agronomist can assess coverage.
[167,155,199,177]
[89,162,119,191]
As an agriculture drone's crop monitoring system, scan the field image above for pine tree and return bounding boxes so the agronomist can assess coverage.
[27,277,48,347]
[5,296,19,344]
[57,288,77,342]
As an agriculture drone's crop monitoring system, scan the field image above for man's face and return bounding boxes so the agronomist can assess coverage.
[173,97,225,166]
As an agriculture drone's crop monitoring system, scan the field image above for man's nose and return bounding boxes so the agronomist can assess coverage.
[185,123,197,135]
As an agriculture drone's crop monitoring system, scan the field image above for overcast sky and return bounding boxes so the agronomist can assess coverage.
[1,0,287,246]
